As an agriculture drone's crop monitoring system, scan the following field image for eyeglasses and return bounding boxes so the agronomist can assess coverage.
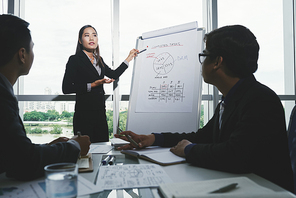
[198,53,211,64]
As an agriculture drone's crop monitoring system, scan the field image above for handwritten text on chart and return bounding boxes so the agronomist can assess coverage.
[151,42,183,49]
[148,82,185,102]
[96,164,172,190]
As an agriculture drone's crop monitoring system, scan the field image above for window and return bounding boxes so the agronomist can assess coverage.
[119,0,203,95]
[218,0,295,124]
[8,0,295,143]
[23,0,112,95]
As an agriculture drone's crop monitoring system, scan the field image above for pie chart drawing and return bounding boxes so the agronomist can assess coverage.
[153,52,174,75]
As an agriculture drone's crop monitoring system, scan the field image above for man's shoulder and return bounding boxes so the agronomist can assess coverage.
[249,80,278,99]
[240,76,278,100]
[0,79,15,104]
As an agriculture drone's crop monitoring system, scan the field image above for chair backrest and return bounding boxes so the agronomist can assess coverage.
[288,105,296,194]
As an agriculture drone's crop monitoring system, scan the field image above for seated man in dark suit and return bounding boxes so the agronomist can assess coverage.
[115,25,294,192]
[0,14,91,180]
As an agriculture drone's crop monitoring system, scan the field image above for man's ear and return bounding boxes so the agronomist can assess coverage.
[213,56,223,69]
[18,48,26,64]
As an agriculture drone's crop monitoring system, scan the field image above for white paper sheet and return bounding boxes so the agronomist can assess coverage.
[0,175,103,197]
[96,164,172,190]
[159,177,295,198]
[135,30,199,113]
[88,144,113,154]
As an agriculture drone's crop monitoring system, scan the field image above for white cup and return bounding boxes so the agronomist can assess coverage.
[44,163,78,198]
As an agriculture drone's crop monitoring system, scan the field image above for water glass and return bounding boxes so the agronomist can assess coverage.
[44,163,78,198]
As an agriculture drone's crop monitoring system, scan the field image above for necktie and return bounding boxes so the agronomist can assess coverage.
[219,101,225,130]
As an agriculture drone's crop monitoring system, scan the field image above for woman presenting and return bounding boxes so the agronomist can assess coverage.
[62,25,138,143]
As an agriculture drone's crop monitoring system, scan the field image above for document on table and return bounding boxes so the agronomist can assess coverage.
[158,177,295,198]
[88,144,113,154]
[96,164,172,190]
[0,175,103,197]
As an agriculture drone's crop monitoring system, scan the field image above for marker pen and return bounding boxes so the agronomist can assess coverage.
[138,49,147,54]
[102,155,111,165]
[108,156,116,165]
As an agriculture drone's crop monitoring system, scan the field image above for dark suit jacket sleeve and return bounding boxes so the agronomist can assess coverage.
[161,117,216,147]
[0,85,80,180]
[62,55,87,94]
[102,58,128,79]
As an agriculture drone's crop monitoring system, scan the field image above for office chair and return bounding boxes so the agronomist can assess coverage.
[288,105,296,194]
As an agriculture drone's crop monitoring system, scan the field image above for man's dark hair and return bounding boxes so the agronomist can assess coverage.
[205,25,259,78]
[0,14,31,67]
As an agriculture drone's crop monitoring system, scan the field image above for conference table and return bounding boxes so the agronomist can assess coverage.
[0,142,294,198]
[79,142,294,198]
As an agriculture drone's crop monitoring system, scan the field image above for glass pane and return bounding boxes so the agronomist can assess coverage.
[23,100,74,144]
[217,0,290,95]
[0,0,8,14]
[23,0,112,95]
[119,0,203,95]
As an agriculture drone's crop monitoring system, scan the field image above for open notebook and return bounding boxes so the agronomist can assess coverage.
[158,177,295,198]
[120,146,186,165]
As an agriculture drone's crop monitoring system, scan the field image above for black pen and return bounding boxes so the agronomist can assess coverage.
[209,183,238,193]
[138,49,147,54]
[118,133,139,148]
[125,134,139,148]
[118,128,139,148]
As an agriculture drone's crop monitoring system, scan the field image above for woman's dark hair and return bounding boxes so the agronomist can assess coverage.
[0,14,31,67]
[204,25,259,78]
[76,25,104,67]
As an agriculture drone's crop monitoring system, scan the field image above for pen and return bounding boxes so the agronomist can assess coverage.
[108,156,116,165]
[102,155,111,165]
[209,183,238,193]
[125,134,139,148]
[118,128,139,147]
[138,49,147,54]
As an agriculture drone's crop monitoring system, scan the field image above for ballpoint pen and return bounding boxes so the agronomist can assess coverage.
[125,134,139,148]
[118,128,139,148]
[209,183,238,193]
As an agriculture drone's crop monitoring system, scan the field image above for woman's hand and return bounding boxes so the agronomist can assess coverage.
[125,49,139,62]
[91,78,115,88]
[114,131,155,150]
